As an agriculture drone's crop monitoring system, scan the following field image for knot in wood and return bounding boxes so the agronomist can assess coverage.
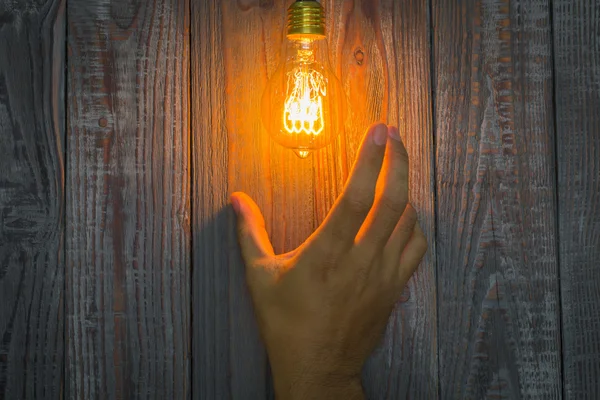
[354,48,365,65]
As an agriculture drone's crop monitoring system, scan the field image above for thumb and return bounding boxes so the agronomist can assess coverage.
[231,192,274,264]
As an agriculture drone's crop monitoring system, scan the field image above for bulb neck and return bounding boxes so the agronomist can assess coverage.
[286,0,325,40]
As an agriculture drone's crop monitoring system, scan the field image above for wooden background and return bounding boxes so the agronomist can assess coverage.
[0,0,598,398]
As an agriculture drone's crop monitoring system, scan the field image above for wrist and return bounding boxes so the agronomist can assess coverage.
[273,371,364,400]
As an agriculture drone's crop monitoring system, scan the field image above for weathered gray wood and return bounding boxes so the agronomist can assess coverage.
[0,0,65,398]
[553,1,600,398]
[433,0,562,398]
[66,0,190,398]
[192,0,276,397]
[192,0,436,398]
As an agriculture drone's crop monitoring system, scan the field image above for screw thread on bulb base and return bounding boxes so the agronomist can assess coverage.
[287,0,325,39]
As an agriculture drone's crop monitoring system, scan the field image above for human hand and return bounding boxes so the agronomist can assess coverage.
[231,123,428,400]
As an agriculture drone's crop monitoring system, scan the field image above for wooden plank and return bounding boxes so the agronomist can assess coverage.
[0,0,66,398]
[433,0,562,398]
[66,0,190,398]
[192,0,436,398]
[553,1,600,398]
[192,0,283,397]
[343,1,439,398]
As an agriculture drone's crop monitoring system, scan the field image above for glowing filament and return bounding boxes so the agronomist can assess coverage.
[283,67,327,135]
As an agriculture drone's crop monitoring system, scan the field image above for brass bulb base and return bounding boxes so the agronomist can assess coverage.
[287,0,325,40]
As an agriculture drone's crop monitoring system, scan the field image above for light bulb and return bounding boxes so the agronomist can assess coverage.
[261,0,345,158]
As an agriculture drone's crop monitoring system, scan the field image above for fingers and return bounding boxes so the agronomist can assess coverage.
[397,221,428,284]
[381,203,418,275]
[231,192,275,264]
[310,123,388,255]
[354,126,409,258]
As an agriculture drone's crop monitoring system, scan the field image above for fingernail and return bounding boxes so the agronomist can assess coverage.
[372,124,388,146]
[388,126,401,141]
[231,196,240,215]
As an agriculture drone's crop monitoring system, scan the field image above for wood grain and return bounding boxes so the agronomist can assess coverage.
[192,0,436,398]
[433,0,562,398]
[192,0,284,397]
[553,1,600,398]
[66,0,190,398]
[0,0,65,398]
[339,1,439,398]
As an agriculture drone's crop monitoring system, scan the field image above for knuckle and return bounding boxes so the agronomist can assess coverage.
[399,211,419,234]
[352,250,375,272]
[397,219,416,236]
[311,234,340,260]
[379,188,408,215]
[342,186,374,216]
[237,223,252,240]
[329,225,350,247]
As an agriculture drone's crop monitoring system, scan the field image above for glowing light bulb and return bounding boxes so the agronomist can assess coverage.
[261,0,345,158]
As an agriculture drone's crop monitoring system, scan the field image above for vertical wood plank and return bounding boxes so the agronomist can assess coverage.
[192,0,436,398]
[66,0,190,398]
[553,1,600,398]
[0,1,65,398]
[340,1,439,398]
[434,0,562,398]
[192,0,288,397]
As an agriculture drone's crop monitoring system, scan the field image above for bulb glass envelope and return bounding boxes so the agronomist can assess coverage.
[261,0,345,158]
